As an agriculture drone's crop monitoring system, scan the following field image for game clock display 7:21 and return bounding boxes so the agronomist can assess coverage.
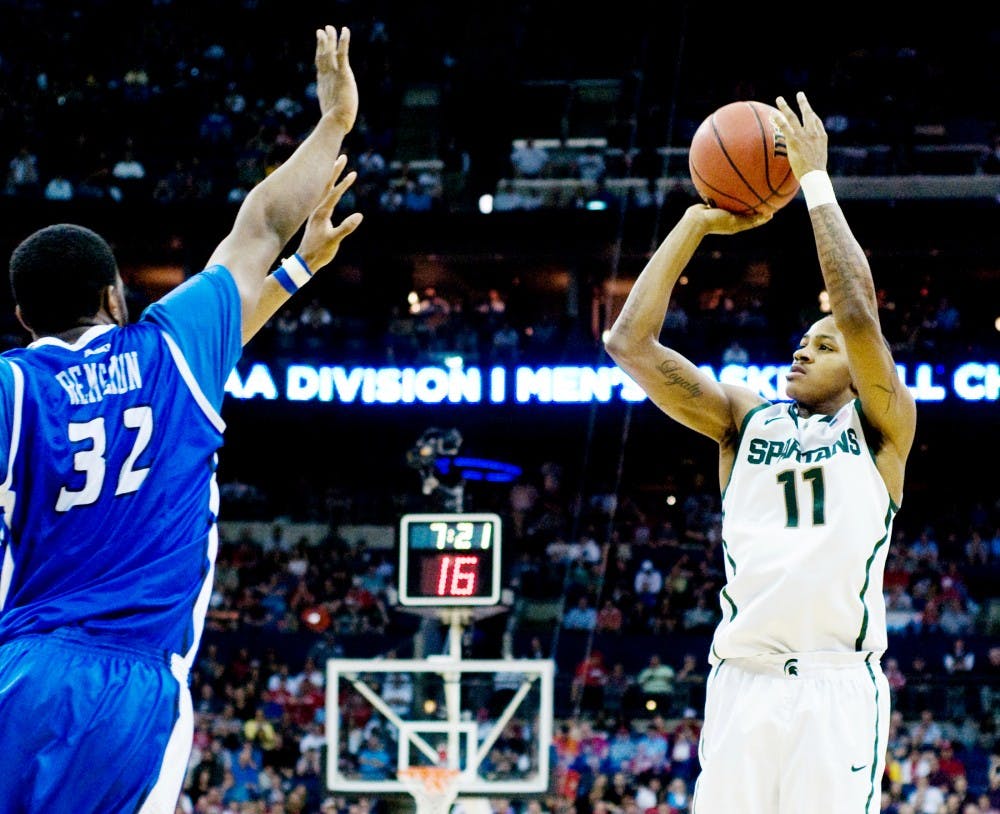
[398,513,502,606]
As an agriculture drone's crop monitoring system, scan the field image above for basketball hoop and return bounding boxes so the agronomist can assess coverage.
[397,766,462,814]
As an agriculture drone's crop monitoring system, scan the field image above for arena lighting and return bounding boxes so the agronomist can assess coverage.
[434,456,523,483]
[224,359,999,404]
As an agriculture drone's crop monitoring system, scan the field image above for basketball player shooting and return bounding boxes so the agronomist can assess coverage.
[0,25,360,813]
[604,91,916,812]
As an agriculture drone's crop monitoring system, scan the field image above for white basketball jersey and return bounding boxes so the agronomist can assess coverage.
[711,399,897,662]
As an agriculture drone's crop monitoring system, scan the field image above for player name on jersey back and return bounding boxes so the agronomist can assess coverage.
[53,351,144,405]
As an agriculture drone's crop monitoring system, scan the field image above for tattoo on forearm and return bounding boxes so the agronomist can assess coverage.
[811,209,870,303]
[657,359,702,398]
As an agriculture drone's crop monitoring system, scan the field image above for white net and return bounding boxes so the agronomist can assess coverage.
[397,767,462,814]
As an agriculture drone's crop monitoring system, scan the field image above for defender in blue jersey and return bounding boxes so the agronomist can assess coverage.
[606,93,917,813]
[0,26,362,814]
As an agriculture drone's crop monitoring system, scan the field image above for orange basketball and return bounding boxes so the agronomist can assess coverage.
[688,100,799,215]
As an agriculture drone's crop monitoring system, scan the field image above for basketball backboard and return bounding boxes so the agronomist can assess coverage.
[325,653,554,799]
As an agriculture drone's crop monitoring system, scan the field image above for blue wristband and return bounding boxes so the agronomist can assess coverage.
[273,253,313,294]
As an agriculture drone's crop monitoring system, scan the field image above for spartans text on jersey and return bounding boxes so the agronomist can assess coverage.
[745,427,862,465]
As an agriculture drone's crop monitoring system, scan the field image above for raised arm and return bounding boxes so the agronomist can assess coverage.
[604,204,771,445]
[241,155,363,344]
[773,93,916,490]
[208,25,358,330]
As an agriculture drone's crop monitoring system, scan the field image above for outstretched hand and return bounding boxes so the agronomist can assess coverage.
[772,92,828,181]
[686,203,772,235]
[315,25,358,132]
[295,154,363,273]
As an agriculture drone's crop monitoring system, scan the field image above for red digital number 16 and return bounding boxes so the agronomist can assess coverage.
[436,555,478,596]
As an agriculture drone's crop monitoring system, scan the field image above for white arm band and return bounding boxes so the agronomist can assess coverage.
[272,253,314,294]
[799,170,837,211]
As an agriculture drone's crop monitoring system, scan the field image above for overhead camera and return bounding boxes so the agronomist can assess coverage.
[407,427,463,469]
[406,427,464,509]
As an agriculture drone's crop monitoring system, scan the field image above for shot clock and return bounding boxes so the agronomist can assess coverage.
[398,512,502,606]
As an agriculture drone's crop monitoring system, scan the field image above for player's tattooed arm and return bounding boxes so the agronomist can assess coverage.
[656,359,703,400]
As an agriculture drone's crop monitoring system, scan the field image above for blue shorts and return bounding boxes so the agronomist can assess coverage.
[0,630,192,814]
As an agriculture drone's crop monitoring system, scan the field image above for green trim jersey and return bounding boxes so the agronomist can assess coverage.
[712,399,897,662]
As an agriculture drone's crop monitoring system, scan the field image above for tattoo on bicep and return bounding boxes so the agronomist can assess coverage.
[872,381,898,415]
[656,359,702,398]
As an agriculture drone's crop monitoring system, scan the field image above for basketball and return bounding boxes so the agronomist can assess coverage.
[688,100,800,215]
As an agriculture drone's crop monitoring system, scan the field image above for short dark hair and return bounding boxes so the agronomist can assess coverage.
[9,223,118,334]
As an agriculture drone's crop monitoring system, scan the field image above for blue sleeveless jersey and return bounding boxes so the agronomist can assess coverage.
[0,265,241,665]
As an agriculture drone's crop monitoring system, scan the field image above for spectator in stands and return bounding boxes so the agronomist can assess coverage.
[908,773,947,813]
[402,177,436,212]
[964,527,990,566]
[634,774,663,811]
[681,595,717,633]
[380,667,414,717]
[943,637,977,718]
[949,775,980,812]
[563,595,598,631]
[576,528,603,565]
[938,740,967,785]
[911,527,941,564]
[43,172,74,201]
[885,657,908,710]
[244,706,280,756]
[491,319,522,364]
[5,145,41,197]
[510,138,550,179]
[633,559,663,609]
[886,582,918,633]
[357,144,388,182]
[940,598,975,638]
[901,655,938,717]
[635,717,670,773]
[636,654,675,715]
[476,287,508,319]
[596,599,624,634]
[571,650,608,712]
[603,661,637,719]
[673,653,706,713]
[378,182,404,212]
[666,776,691,811]
[574,146,606,182]
[912,709,945,751]
[720,338,750,366]
[356,731,391,780]
[669,715,701,785]
[601,723,637,775]
[227,741,262,802]
[111,145,148,199]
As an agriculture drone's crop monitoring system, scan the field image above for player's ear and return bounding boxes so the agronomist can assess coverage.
[102,283,127,327]
[14,305,32,334]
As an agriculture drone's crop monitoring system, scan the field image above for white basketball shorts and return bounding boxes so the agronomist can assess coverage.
[692,651,889,814]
